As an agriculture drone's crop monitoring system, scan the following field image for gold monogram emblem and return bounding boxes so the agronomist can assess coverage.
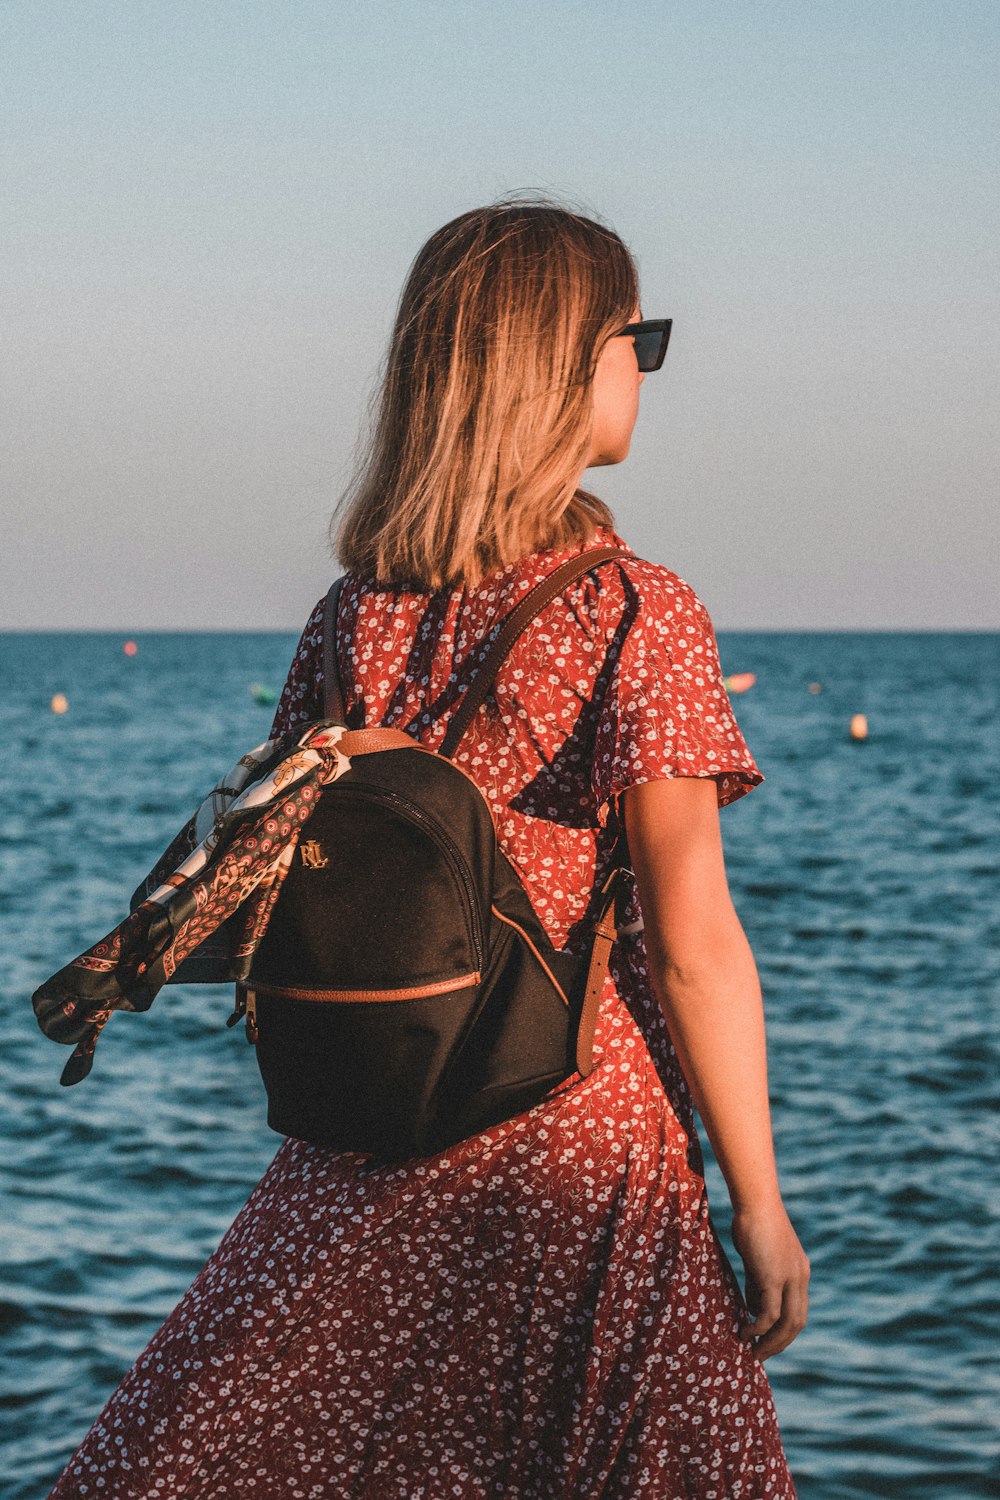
[299,840,329,869]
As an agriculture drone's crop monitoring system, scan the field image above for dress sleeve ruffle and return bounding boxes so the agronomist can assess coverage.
[592,558,764,812]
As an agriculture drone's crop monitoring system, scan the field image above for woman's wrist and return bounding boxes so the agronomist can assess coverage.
[728,1178,785,1218]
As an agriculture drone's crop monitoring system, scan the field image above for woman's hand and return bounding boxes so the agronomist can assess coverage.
[623,776,811,1361]
[731,1199,810,1360]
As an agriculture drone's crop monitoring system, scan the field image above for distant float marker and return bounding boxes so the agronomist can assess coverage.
[123,640,139,657]
[850,713,868,741]
[250,682,278,706]
[808,681,823,694]
[50,693,69,715]
[724,673,756,694]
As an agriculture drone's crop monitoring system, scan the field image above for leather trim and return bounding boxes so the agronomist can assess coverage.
[337,727,503,839]
[337,727,429,756]
[576,922,615,1077]
[250,973,480,1003]
[490,907,570,1008]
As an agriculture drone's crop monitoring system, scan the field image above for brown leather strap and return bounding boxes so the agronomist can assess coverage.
[322,577,347,723]
[249,973,480,1003]
[574,865,632,1077]
[337,727,428,757]
[322,547,630,748]
[439,546,631,759]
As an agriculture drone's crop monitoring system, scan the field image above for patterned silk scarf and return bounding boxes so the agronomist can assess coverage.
[33,724,351,1085]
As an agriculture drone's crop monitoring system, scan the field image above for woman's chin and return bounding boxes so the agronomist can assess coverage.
[587,441,631,469]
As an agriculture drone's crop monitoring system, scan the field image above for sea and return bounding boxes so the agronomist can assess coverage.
[1,629,997,1500]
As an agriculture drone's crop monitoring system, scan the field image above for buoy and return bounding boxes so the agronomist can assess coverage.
[51,693,69,715]
[724,672,756,694]
[850,713,868,741]
[123,640,138,657]
[250,682,277,706]
[808,681,822,694]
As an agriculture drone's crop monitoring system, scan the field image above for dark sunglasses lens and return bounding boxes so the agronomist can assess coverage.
[633,327,667,372]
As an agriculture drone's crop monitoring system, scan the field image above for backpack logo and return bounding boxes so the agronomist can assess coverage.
[300,840,329,869]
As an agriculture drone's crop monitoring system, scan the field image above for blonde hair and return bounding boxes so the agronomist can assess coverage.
[332,197,639,588]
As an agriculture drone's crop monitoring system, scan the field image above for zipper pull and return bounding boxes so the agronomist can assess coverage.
[244,988,258,1045]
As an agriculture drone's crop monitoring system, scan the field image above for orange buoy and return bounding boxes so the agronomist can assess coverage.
[123,639,138,657]
[724,672,756,694]
[808,681,822,694]
[51,693,69,715]
[850,713,868,741]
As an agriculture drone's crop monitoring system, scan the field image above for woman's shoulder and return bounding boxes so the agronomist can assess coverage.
[566,525,717,648]
[301,525,717,655]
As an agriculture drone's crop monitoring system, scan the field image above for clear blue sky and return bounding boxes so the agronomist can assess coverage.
[3,0,997,628]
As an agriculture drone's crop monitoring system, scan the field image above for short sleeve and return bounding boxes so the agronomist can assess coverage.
[592,560,764,811]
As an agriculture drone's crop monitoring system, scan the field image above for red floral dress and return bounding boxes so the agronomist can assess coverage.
[49,525,796,1499]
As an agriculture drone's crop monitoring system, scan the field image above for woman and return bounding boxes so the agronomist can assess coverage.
[49,198,808,1497]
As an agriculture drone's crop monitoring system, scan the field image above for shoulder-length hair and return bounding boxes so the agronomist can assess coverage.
[332,198,639,589]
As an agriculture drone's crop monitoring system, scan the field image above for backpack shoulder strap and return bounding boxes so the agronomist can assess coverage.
[322,545,632,744]
[322,577,347,723]
[439,544,631,759]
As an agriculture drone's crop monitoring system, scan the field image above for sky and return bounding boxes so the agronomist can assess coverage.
[2,0,997,629]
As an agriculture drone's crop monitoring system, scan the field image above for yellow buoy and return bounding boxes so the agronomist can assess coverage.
[51,693,69,715]
[849,713,868,741]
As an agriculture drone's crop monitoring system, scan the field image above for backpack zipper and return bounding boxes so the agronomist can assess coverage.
[336,784,485,969]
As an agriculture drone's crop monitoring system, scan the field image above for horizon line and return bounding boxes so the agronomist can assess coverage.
[3,626,997,636]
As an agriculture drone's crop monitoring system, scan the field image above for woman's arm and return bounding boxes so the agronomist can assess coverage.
[622,775,810,1360]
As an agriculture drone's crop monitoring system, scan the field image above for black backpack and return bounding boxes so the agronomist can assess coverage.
[241,545,633,1162]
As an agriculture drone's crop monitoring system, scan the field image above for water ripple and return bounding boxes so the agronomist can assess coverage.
[2,629,998,1498]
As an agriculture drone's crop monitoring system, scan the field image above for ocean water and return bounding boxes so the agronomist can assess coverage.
[1,629,997,1500]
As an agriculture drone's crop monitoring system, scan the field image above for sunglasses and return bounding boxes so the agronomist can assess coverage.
[615,318,672,372]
